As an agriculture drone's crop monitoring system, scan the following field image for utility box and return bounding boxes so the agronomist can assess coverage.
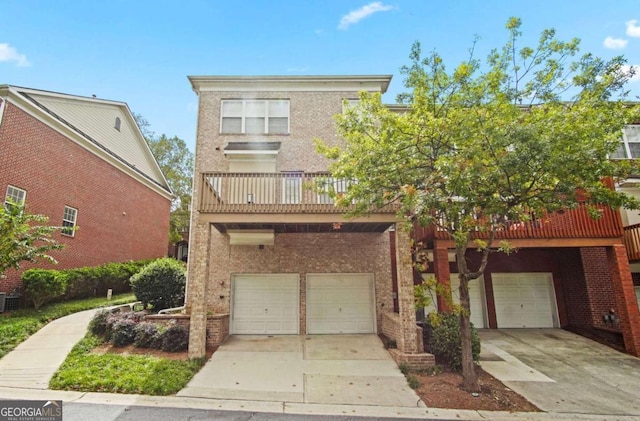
[0,292,6,313]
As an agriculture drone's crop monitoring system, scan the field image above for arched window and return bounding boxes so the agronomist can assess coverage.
[114,117,121,131]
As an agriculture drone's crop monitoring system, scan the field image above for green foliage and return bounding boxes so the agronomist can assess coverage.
[0,293,135,359]
[406,374,420,390]
[21,269,67,310]
[427,313,481,371]
[88,309,112,337]
[133,113,194,243]
[159,323,189,352]
[130,258,186,311]
[49,334,204,395]
[62,260,149,300]
[0,201,63,278]
[134,322,161,348]
[109,313,144,347]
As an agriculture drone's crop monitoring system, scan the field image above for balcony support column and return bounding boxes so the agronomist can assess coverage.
[187,222,212,359]
[607,244,640,356]
[433,243,452,313]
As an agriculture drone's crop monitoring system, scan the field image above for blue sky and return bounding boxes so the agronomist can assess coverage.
[2,1,639,152]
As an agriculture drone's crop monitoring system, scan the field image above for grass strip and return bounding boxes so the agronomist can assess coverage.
[50,334,204,395]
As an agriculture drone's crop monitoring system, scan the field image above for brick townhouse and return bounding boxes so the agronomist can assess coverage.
[185,75,640,363]
[0,85,172,302]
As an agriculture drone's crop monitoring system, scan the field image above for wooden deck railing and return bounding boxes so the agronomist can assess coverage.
[624,223,640,262]
[414,204,624,244]
[198,172,396,214]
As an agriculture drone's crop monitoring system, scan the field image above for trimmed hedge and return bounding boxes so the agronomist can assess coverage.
[21,260,152,307]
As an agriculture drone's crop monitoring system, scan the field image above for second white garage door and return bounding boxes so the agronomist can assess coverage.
[492,273,558,328]
[306,273,376,334]
[231,274,299,334]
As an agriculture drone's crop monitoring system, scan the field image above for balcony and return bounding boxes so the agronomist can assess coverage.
[624,223,640,262]
[198,172,396,214]
[415,204,624,246]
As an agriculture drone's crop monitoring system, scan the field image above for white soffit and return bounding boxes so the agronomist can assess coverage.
[228,229,275,245]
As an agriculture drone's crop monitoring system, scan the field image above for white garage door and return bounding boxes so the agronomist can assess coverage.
[231,274,299,334]
[450,277,487,328]
[307,273,375,334]
[492,273,557,328]
[420,274,486,328]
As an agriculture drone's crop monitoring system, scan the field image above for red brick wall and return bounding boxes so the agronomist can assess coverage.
[0,103,171,293]
[558,248,592,329]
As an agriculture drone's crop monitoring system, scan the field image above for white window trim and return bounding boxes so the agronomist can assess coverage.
[614,125,640,159]
[220,99,290,135]
[4,185,26,209]
[62,206,78,237]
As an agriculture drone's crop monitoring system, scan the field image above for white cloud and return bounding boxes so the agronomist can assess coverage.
[0,43,30,67]
[621,65,640,82]
[338,2,393,30]
[603,36,628,49]
[626,19,640,37]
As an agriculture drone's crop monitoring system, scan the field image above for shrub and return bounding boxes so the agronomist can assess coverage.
[159,323,189,352]
[108,312,145,347]
[89,309,113,336]
[130,258,186,311]
[22,269,67,310]
[134,322,160,348]
[427,313,481,371]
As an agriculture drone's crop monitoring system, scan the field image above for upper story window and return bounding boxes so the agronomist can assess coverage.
[611,125,640,159]
[4,185,26,211]
[62,206,78,237]
[221,99,289,135]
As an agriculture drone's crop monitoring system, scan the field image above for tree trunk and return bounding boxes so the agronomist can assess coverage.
[457,266,480,391]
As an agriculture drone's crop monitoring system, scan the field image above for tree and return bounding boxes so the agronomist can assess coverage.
[317,18,640,391]
[0,202,64,279]
[133,113,194,243]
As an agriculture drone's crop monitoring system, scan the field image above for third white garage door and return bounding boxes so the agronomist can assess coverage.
[306,273,375,334]
[492,273,558,328]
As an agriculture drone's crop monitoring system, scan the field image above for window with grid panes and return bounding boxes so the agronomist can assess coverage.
[4,185,26,211]
[611,125,640,159]
[221,99,289,134]
[62,206,78,237]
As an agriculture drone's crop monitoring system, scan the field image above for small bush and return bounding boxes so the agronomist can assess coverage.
[108,312,145,347]
[22,269,67,310]
[406,374,420,389]
[159,323,189,352]
[427,313,481,371]
[134,322,160,348]
[130,258,186,311]
[89,309,113,336]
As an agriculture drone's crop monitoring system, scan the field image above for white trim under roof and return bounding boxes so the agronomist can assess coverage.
[188,75,392,94]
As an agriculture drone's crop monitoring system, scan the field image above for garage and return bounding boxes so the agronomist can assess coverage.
[306,273,376,334]
[420,274,486,328]
[231,274,299,334]
[492,273,558,328]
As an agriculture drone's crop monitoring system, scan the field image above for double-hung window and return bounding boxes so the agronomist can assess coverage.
[612,125,640,159]
[221,99,289,134]
[62,206,78,237]
[4,185,26,211]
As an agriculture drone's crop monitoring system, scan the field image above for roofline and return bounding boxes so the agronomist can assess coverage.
[0,85,173,200]
[187,75,392,94]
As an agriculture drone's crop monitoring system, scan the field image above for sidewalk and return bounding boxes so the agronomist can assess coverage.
[0,308,100,389]
[0,310,636,420]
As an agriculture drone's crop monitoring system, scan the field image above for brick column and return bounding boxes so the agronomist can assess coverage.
[433,244,451,313]
[394,227,419,353]
[607,244,640,356]
[187,222,212,359]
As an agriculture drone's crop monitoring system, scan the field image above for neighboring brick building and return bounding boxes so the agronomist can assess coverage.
[0,85,173,298]
[185,75,640,362]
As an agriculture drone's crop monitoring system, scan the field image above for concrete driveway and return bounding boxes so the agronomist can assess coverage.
[178,334,424,408]
[479,329,640,417]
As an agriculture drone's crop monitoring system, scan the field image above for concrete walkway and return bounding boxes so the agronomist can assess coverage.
[0,308,99,389]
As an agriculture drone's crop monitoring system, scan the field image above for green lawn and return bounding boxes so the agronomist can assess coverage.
[50,334,204,395]
[0,293,136,359]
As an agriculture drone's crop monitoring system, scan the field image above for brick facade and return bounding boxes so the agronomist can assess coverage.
[0,101,171,294]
